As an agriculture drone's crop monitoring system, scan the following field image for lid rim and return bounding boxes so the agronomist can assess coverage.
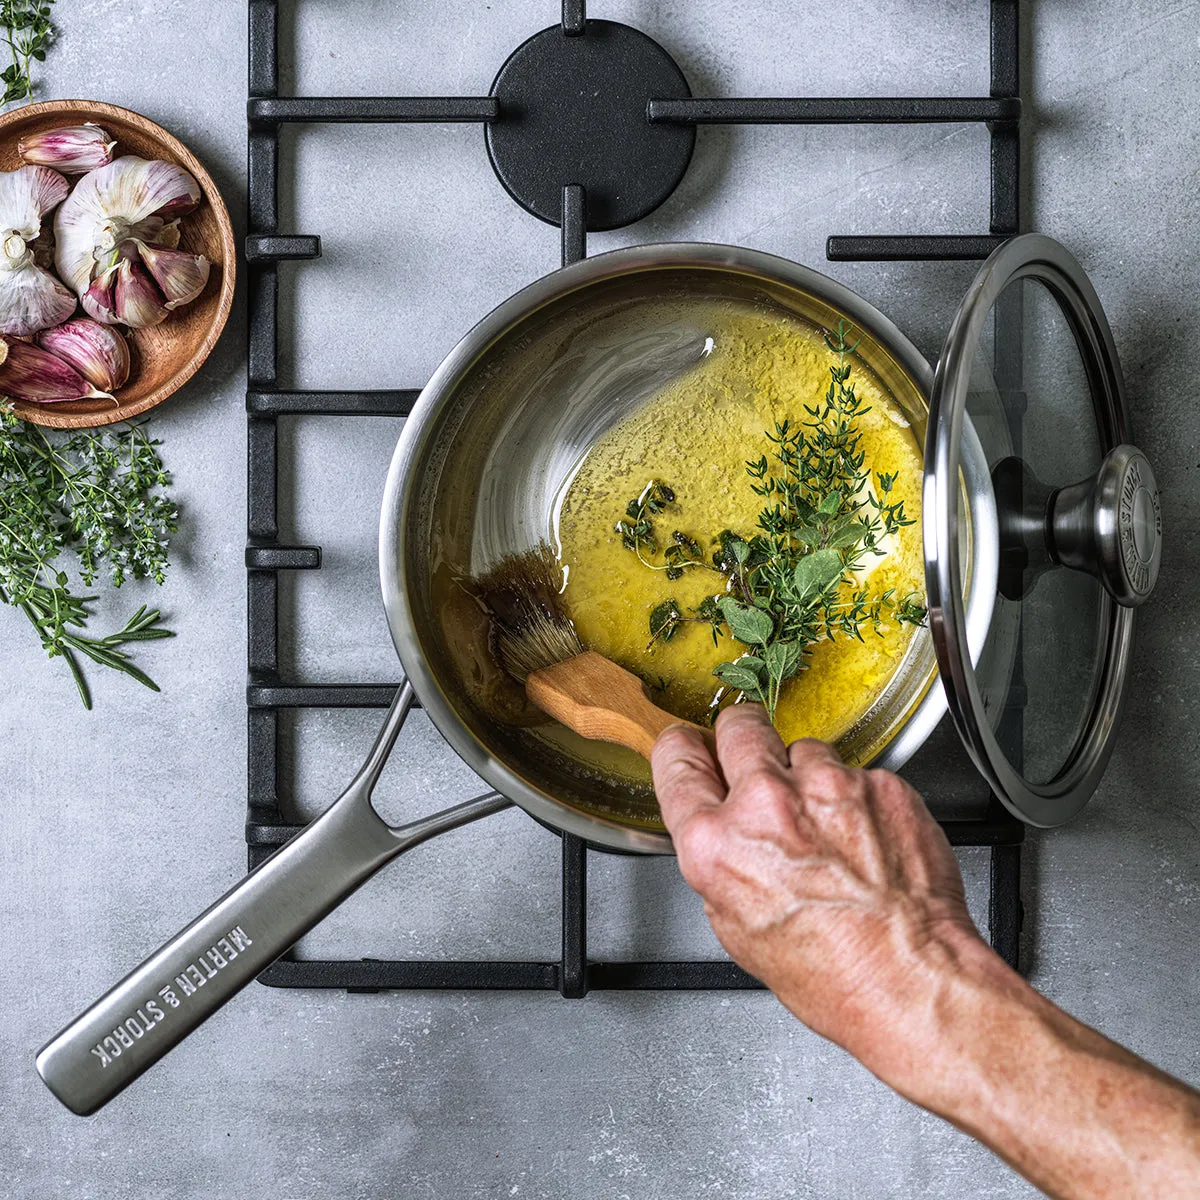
[925,234,1138,828]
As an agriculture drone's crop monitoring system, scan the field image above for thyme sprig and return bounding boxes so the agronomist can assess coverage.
[620,321,926,723]
[0,411,177,708]
[1,0,54,105]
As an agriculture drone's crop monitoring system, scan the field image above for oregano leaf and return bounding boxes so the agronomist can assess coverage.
[792,548,844,601]
[713,658,767,701]
[649,598,682,642]
[828,520,869,550]
[716,596,774,646]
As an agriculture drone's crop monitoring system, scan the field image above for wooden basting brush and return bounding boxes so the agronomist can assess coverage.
[477,545,710,760]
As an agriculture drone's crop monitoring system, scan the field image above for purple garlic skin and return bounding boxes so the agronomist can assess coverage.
[54,156,204,305]
[82,266,118,325]
[80,239,211,328]
[113,258,169,328]
[18,124,116,175]
[135,240,210,310]
[36,317,130,391]
[0,336,112,403]
[0,248,76,336]
[0,164,76,337]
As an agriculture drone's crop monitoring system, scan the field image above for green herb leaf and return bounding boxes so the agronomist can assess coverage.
[648,598,683,643]
[713,658,767,699]
[0,411,176,706]
[623,321,927,727]
[792,548,843,601]
[763,639,803,681]
[712,529,753,573]
[828,519,869,549]
[0,0,54,106]
[716,596,774,646]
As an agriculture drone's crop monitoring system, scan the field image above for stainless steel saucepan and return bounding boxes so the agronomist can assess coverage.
[35,243,1001,1114]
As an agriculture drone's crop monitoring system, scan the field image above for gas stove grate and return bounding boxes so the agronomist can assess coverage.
[244,0,1024,995]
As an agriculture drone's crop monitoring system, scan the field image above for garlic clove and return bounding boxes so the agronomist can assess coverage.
[0,164,70,237]
[0,260,77,336]
[113,258,168,328]
[134,240,210,310]
[36,317,130,391]
[0,336,113,403]
[54,157,202,297]
[144,160,202,220]
[82,265,119,324]
[18,123,117,175]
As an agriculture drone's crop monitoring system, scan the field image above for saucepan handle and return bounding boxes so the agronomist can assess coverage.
[36,685,511,1116]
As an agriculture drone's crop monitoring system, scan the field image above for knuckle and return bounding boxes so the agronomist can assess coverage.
[730,770,799,832]
[866,767,906,793]
[657,754,708,794]
[673,811,724,888]
[714,704,773,746]
[716,702,769,730]
[674,809,719,857]
[651,725,706,768]
[803,761,860,804]
[741,766,788,798]
[866,769,922,814]
[756,790,799,833]
[788,736,831,757]
[654,760,719,815]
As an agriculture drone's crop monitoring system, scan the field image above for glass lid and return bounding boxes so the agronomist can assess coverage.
[925,235,1161,827]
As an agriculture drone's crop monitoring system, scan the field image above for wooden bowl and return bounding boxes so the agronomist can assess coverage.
[0,99,235,429]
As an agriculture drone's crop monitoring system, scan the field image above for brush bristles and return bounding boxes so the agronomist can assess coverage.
[497,611,584,680]
[476,544,584,680]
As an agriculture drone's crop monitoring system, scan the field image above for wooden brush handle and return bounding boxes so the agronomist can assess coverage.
[526,651,711,760]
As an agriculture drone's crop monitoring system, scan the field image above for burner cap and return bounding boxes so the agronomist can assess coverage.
[486,21,695,232]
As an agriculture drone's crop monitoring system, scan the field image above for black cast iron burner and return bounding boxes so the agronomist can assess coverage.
[245,0,1025,995]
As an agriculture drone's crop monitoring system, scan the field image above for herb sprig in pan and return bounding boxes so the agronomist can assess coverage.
[620,321,926,723]
[0,412,176,708]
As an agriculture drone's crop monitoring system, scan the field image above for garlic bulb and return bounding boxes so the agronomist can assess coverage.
[0,336,113,404]
[54,156,208,327]
[19,123,116,174]
[0,165,76,337]
[36,317,130,391]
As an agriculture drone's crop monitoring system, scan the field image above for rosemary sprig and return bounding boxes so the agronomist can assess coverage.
[0,0,54,105]
[620,321,926,723]
[0,411,177,708]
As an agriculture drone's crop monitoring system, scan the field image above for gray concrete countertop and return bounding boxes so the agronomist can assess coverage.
[3,3,1197,1197]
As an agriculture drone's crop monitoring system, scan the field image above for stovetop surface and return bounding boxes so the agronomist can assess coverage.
[5,3,1198,1198]
[257,0,1009,974]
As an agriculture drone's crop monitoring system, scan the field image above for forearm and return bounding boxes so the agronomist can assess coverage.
[650,718,1200,1196]
[874,939,1200,1199]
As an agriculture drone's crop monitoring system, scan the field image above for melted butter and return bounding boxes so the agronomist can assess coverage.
[552,304,924,773]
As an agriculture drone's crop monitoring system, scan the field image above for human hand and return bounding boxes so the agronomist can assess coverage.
[651,704,1005,1097]
[653,705,1200,1198]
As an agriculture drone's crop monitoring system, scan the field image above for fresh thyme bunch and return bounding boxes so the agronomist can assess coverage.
[0,0,54,105]
[620,321,926,723]
[0,411,176,708]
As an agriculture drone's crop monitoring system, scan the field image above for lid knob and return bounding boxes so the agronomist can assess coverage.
[992,445,1162,608]
[1051,445,1161,606]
